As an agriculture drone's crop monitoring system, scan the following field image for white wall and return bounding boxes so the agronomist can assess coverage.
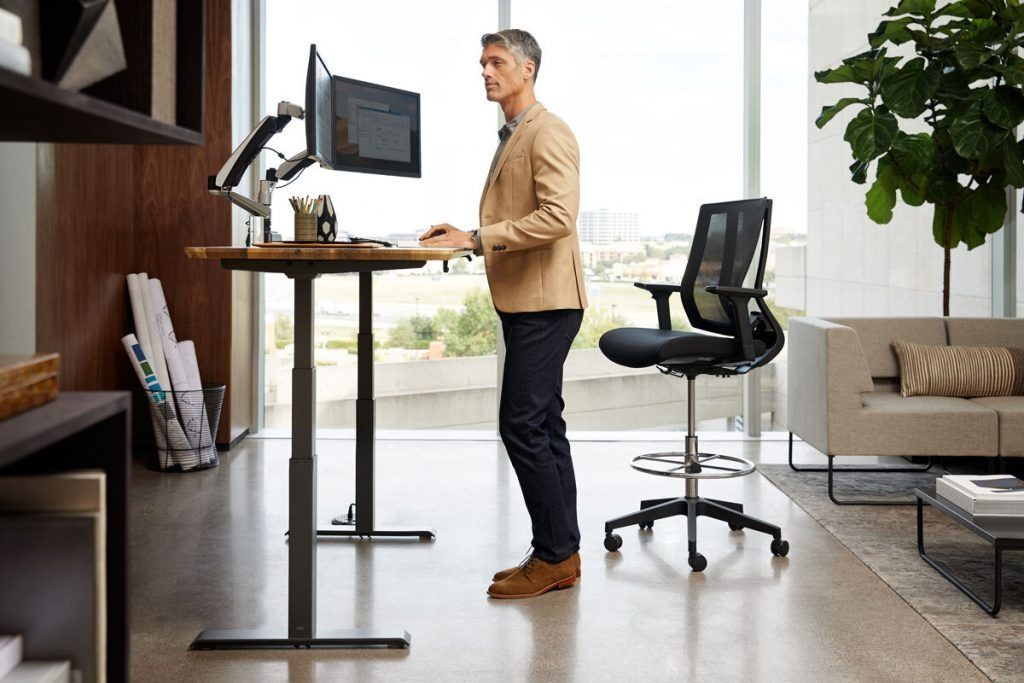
[808,0,992,318]
[0,143,36,354]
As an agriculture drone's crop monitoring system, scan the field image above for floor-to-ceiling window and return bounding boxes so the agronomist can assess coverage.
[512,0,746,430]
[761,0,808,430]
[263,1,497,430]
[261,1,801,433]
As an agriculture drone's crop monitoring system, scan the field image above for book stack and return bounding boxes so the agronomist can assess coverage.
[0,8,30,75]
[0,354,60,422]
[935,474,1024,517]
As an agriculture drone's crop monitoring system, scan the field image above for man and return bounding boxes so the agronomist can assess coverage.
[419,29,588,599]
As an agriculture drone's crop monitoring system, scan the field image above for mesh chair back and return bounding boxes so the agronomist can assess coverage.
[681,198,771,337]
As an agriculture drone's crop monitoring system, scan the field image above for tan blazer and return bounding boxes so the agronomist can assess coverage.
[478,103,589,313]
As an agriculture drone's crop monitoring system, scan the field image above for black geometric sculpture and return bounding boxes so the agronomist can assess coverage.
[316,194,337,243]
[41,0,126,90]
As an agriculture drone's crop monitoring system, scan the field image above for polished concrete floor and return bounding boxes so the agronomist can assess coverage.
[129,435,988,682]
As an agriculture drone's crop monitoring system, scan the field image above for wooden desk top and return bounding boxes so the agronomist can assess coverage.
[185,245,470,262]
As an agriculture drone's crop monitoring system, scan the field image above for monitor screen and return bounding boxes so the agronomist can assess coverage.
[331,76,421,178]
[305,45,334,169]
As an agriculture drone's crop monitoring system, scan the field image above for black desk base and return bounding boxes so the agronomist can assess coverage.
[190,628,410,650]
[320,526,436,539]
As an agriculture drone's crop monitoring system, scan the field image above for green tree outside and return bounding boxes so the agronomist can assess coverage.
[386,315,437,350]
[434,289,498,357]
[274,314,293,350]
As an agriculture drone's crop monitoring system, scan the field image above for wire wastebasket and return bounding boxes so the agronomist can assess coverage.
[145,383,225,471]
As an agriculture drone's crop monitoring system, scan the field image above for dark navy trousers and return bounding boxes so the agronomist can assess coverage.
[497,308,584,563]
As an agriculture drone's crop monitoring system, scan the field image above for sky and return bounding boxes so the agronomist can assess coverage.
[263,0,808,239]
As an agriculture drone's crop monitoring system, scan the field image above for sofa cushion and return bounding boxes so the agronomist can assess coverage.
[828,318,947,378]
[839,392,999,457]
[891,339,1024,398]
[946,318,1024,348]
[970,397,1024,457]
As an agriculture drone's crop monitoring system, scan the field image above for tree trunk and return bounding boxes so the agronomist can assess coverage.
[943,207,953,317]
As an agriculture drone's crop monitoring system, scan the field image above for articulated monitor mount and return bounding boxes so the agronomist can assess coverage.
[208,101,318,244]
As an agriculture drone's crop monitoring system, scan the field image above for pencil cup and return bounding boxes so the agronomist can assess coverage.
[294,213,317,242]
[316,195,337,243]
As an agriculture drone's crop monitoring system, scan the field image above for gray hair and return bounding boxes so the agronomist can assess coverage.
[481,29,542,83]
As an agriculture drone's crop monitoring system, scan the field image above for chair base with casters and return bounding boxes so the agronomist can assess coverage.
[603,377,789,572]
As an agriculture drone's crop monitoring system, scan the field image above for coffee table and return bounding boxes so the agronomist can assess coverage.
[915,486,1024,617]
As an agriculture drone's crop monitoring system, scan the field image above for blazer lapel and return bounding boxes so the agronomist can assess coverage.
[480,103,547,213]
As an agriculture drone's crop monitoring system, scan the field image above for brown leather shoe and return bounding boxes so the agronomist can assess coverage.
[493,552,581,582]
[487,554,579,599]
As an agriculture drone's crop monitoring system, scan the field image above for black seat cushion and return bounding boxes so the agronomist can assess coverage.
[599,327,764,369]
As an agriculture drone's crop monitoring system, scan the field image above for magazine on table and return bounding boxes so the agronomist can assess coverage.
[936,475,1024,516]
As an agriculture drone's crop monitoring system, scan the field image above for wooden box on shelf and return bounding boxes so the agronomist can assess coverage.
[0,353,59,422]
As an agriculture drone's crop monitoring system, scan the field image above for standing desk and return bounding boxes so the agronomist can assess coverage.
[184,245,469,649]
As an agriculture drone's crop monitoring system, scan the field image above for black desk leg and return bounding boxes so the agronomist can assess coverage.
[192,273,410,649]
[917,498,1002,617]
[322,271,435,540]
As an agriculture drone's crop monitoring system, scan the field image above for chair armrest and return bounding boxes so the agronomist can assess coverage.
[704,285,767,299]
[634,282,681,330]
[703,286,768,359]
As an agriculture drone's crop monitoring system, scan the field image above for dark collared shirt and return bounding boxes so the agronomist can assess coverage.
[487,102,538,184]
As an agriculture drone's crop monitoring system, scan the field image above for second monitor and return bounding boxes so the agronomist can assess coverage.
[306,44,421,179]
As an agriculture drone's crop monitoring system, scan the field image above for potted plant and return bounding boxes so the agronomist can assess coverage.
[815,0,1024,315]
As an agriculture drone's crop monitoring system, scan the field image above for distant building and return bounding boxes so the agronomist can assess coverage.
[578,209,640,244]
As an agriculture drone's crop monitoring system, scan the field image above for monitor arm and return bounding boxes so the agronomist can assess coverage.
[208,100,311,243]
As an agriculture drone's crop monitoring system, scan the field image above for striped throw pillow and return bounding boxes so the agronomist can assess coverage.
[891,339,1024,398]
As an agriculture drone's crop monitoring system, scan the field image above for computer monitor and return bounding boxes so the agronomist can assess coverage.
[305,45,334,169]
[304,44,422,178]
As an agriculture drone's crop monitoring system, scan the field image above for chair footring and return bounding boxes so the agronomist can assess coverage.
[631,451,756,479]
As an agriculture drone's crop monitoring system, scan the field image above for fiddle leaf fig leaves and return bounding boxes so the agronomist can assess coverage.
[879,58,939,117]
[866,158,899,223]
[982,85,1024,129]
[815,98,867,128]
[819,0,1024,310]
[949,101,1005,159]
[844,107,899,161]
[884,0,936,16]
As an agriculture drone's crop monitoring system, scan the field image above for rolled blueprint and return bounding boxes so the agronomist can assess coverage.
[150,278,207,467]
[126,274,153,365]
[138,273,172,403]
[121,334,195,469]
[179,340,218,465]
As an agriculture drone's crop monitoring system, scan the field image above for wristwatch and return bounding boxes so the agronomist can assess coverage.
[470,229,482,252]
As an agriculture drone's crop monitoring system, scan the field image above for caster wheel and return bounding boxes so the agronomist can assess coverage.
[728,522,743,531]
[771,538,790,557]
[604,533,623,552]
[688,553,707,572]
[639,520,654,531]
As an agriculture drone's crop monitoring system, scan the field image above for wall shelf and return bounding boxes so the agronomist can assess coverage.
[0,66,202,145]
[0,0,205,145]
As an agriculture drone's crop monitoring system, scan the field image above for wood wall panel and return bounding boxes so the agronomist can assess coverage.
[36,0,239,445]
[35,143,136,393]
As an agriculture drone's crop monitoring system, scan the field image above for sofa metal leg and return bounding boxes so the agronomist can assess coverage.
[788,433,935,505]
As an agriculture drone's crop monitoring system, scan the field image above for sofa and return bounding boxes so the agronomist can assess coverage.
[787,317,1024,479]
